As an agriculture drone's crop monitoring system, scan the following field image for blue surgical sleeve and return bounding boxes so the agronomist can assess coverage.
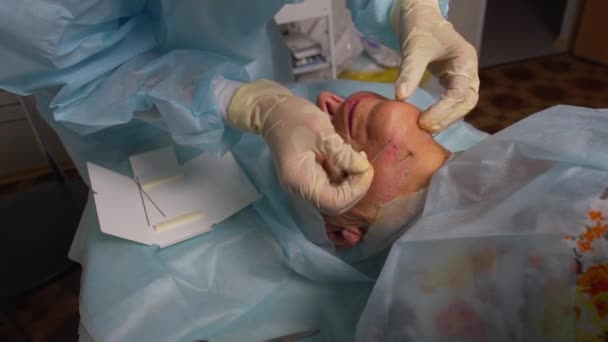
[0,0,293,155]
[346,0,450,51]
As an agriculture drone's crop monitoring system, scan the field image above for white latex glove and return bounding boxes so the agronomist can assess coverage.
[391,0,480,133]
[228,79,374,215]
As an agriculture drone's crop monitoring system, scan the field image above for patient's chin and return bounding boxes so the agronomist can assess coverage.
[327,227,363,248]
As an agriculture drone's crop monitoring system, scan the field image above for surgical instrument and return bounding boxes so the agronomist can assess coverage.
[131,176,166,218]
[134,176,150,226]
[370,139,393,163]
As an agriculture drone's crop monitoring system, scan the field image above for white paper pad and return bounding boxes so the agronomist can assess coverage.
[88,148,260,248]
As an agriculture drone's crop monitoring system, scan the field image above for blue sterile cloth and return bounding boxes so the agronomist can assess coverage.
[34,80,484,342]
[357,105,608,341]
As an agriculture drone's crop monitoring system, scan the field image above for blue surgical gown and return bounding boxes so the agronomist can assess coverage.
[0,1,490,341]
[0,0,449,155]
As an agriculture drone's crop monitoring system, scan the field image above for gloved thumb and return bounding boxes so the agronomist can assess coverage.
[321,133,371,175]
[317,167,374,215]
[395,51,430,101]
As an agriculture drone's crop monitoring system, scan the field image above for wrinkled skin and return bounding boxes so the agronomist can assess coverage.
[317,91,450,247]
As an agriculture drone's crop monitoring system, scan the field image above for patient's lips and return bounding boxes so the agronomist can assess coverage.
[343,93,374,138]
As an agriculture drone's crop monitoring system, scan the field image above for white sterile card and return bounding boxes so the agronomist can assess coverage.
[88,147,260,248]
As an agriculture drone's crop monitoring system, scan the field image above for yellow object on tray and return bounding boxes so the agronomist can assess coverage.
[339,68,431,85]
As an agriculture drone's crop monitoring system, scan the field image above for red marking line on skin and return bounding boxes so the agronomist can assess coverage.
[384,143,400,159]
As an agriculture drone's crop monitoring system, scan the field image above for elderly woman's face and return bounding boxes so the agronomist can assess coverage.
[317,91,450,247]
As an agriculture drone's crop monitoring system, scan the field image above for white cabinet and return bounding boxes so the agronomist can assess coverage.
[274,0,337,79]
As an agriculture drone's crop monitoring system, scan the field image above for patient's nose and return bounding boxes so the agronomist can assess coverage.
[327,227,363,248]
[317,91,344,117]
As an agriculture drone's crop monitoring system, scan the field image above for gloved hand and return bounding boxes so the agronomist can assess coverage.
[228,79,374,215]
[391,0,480,133]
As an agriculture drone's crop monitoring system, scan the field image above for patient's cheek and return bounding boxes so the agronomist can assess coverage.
[364,135,410,204]
[368,158,408,204]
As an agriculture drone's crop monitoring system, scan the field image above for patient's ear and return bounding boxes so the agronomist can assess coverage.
[317,91,344,117]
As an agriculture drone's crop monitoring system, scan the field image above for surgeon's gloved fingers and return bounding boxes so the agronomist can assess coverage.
[321,132,371,174]
[395,49,432,101]
[418,73,480,132]
[316,166,374,215]
[228,79,373,214]
[291,155,373,216]
[279,151,369,215]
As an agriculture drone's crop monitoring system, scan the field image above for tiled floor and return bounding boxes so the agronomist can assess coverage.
[0,267,81,342]
[466,54,608,133]
[0,53,607,342]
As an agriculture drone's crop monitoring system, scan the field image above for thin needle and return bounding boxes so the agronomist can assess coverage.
[370,139,393,163]
[398,152,413,162]
[135,176,150,226]
[131,177,166,217]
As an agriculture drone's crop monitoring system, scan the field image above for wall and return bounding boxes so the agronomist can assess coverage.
[574,0,608,65]
[529,0,568,36]
[446,0,487,52]
[556,0,582,48]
